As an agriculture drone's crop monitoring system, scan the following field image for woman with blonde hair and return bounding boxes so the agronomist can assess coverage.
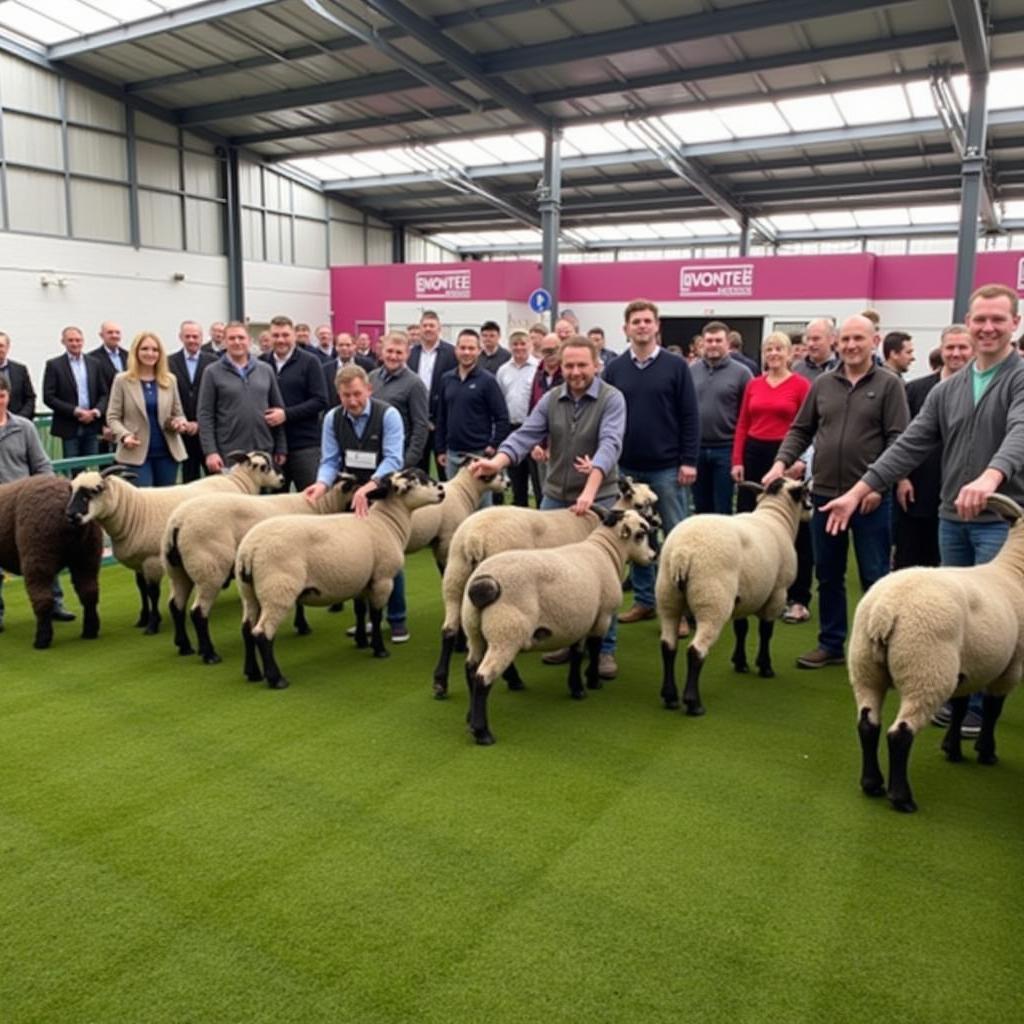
[106,331,188,487]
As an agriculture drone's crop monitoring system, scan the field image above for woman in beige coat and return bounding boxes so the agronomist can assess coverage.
[106,331,188,487]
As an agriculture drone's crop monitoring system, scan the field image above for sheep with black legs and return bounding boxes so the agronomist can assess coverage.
[66,452,282,633]
[432,476,659,697]
[655,478,808,717]
[0,475,103,649]
[849,493,1024,814]
[161,474,358,664]
[462,508,656,745]
[236,468,444,689]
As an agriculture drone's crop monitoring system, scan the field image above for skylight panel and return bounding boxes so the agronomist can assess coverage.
[0,1,79,43]
[474,134,542,164]
[908,204,959,225]
[81,1,164,21]
[585,225,632,241]
[769,213,815,232]
[618,224,664,240]
[658,110,733,144]
[1003,200,1024,219]
[684,218,737,236]
[903,81,937,119]
[717,102,790,138]
[853,208,911,228]
[776,95,845,131]
[355,148,419,176]
[431,139,502,168]
[650,221,696,237]
[987,68,1024,111]
[833,85,911,125]
[30,0,116,34]
[809,211,858,230]
[562,123,640,155]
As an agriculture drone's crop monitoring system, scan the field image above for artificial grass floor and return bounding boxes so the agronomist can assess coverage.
[1,552,1022,1024]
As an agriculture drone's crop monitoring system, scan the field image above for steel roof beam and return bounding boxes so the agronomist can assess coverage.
[949,0,990,75]
[47,0,282,61]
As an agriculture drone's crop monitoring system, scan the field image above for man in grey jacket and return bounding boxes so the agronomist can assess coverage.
[367,332,429,469]
[197,321,287,472]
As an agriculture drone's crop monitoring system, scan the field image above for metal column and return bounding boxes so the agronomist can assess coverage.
[952,74,988,322]
[739,216,751,256]
[538,127,562,318]
[222,146,245,321]
[392,224,406,263]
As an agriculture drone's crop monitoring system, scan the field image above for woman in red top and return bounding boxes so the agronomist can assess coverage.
[731,332,811,511]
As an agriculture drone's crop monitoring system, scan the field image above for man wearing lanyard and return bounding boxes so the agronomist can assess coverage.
[305,365,410,642]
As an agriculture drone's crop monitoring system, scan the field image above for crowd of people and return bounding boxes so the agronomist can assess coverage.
[1,287,1022,720]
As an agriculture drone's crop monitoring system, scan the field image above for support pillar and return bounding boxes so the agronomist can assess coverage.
[538,127,562,318]
[392,225,406,263]
[739,216,750,256]
[952,73,987,322]
[222,146,245,321]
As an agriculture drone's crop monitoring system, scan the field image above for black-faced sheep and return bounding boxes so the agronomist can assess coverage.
[848,493,1024,813]
[161,475,358,664]
[655,478,808,717]
[462,508,657,745]
[433,476,659,697]
[66,452,282,633]
[236,469,445,689]
[0,475,102,648]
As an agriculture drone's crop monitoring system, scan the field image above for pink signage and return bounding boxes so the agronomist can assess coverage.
[415,269,472,299]
[680,263,754,298]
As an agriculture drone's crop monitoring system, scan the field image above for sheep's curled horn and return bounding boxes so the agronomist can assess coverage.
[99,464,133,478]
[986,494,1024,522]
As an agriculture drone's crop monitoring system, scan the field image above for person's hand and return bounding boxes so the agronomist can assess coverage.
[304,481,327,506]
[530,445,548,463]
[273,453,287,466]
[761,461,786,487]
[353,481,376,519]
[859,491,882,515]
[896,478,914,512]
[574,454,594,475]
[436,452,447,469]
[169,417,188,433]
[571,494,594,516]
[265,407,286,427]
[122,433,141,450]
[955,468,1004,520]
[820,490,862,535]
[100,424,113,439]
[185,420,199,436]
[205,453,224,473]
[470,457,502,478]
[785,459,806,481]
[678,464,696,486]
[730,465,744,483]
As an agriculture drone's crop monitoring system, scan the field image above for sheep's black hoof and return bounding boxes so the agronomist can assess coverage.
[888,795,918,814]
[732,659,749,674]
[569,690,586,701]
[684,701,706,717]
[177,644,195,656]
[372,648,390,659]
[33,637,52,650]
[473,728,495,746]
[941,739,963,763]
[354,637,369,649]
[295,624,312,637]
[202,653,222,665]
[134,615,148,628]
[663,698,680,710]
[432,679,449,699]
[860,778,885,798]
[245,669,263,683]
[143,621,161,636]
[82,631,99,641]
[267,677,290,690]
[977,751,998,766]
[758,666,775,679]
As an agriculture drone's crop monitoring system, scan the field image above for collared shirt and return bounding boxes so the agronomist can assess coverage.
[104,347,124,373]
[316,403,404,487]
[495,356,538,423]
[273,348,295,375]
[185,352,200,383]
[416,343,439,394]
[68,354,91,407]
[222,353,255,379]
[629,345,661,370]
[498,376,625,478]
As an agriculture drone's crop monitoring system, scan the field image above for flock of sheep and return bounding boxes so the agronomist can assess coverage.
[1,454,1022,814]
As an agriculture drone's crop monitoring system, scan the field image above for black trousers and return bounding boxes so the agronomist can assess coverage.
[181,433,205,483]
[892,508,941,569]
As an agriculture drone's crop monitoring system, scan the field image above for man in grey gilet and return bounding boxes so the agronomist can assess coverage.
[469,335,627,678]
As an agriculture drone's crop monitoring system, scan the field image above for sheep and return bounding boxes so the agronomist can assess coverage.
[462,508,657,745]
[0,475,103,649]
[66,452,282,634]
[236,468,445,689]
[655,478,808,717]
[161,474,359,664]
[432,476,659,698]
[848,493,1024,814]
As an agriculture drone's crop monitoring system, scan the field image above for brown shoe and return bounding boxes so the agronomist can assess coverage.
[598,653,618,680]
[542,647,571,665]
[619,604,656,624]
[796,646,845,669]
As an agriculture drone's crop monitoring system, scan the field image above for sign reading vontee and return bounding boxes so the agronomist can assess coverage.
[679,263,755,298]
[415,270,472,299]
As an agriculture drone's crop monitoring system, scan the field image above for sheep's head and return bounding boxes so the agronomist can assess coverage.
[367,468,445,511]
[66,465,134,524]
[616,476,659,521]
[457,456,510,495]
[226,450,284,491]
[596,507,657,566]
[741,478,810,520]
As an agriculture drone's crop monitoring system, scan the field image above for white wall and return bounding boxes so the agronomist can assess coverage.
[244,262,330,328]
[0,233,228,387]
[385,301,530,343]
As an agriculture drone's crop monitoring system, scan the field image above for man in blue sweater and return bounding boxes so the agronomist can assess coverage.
[604,299,700,624]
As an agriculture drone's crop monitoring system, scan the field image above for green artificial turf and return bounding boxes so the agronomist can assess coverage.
[1,552,1022,1024]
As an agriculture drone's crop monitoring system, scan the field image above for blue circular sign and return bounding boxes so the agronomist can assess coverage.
[528,288,552,313]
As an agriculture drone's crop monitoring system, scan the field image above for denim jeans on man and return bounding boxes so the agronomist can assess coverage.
[62,430,99,460]
[810,492,892,655]
[446,450,493,507]
[127,455,180,488]
[693,445,734,516]
[540,494,617,655]
[620,464,690,610]
[0,574,64,617]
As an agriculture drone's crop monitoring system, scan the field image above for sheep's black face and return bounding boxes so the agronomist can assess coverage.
[66,484,101,525]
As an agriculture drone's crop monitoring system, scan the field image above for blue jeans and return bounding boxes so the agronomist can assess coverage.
[0,575,64,615]
[939,518,1008,714]
[693,445,735,516]
[127,456,180,488]
[541,494,617,654]
[387,570,406,625]
[810,492,892,655]
[62,431,99,459]
[619,464,690,610]
[446,450,493,507]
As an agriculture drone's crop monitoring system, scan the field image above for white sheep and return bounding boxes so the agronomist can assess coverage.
[236,468,445,689]
[462,508,656,745]
[66,452,282,633]
[432,476,659,697]
[161,474,358,663]
[655,478,808,717]
[848,493,1024,814]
